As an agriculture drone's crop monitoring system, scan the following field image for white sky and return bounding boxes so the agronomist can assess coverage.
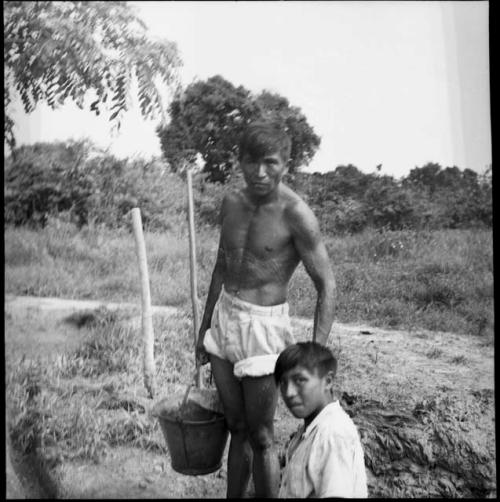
[8,1,491,177]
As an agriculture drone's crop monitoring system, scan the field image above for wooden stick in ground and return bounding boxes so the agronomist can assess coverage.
[131,207,156,399]
[186,168,202,388]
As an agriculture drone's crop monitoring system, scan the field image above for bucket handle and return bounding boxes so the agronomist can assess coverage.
[180,384,193,414]
[178,370,201,419]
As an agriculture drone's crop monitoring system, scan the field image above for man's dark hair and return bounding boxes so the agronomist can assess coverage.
[239,120,292,164]
[274,342,337,384]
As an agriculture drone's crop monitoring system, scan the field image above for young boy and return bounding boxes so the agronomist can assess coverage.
[274,342,368,498]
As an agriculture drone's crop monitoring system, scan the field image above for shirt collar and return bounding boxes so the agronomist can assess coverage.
[302,400,340,439]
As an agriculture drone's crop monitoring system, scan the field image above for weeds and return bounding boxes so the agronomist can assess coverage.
[5,307,201,469]
[450,355,467,365]
[426,348,444,359]
[5,224,493,340]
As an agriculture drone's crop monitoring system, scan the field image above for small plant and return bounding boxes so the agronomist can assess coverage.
[450,355,467,365]
[426,348,444,359]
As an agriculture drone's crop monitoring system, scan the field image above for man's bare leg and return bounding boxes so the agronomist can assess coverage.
[209,354,253,498]
[242,375,280,498]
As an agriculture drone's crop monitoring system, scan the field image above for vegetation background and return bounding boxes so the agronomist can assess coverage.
[4,139,494,497]
[4,1,493,497]
[4,137,493,339]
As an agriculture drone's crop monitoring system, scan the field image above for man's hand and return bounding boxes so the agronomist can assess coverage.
[195,331,210,366]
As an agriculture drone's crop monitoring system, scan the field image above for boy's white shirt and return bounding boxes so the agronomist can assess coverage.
[279,400,368,498]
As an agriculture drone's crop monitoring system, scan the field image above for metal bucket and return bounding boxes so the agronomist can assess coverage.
[157,409,229,475]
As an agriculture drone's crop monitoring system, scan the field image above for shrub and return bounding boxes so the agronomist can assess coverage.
[4,139,492,234]
[84,155,188,232]
[4,140,94,227]
[319,198,368,235]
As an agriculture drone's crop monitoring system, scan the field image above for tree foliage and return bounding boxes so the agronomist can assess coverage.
[363,176,415,230]
[4,139,491,234]
[3,140,224,231]
[4,140,96,227]
[402,162,492,228]
[287,162,491,234]
[253,91,321,173]
[4,1,181,152]
[157,75,321,182]
[158,75,254,182]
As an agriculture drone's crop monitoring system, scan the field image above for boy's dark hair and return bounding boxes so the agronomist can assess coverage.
[238,120,292,164]
[274,342,337,384]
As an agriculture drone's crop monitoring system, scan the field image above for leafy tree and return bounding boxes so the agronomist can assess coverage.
[253,91,321,174]
[4,1,181,152]
[157,75,321,182]
[436,166,464,190]
[4,140,95,227]
[363,175,415,230]
[327,164,374,200]
[158,75,255,182]
[321,197,368,235]
[4,140,190,231]
[403,162,442,194]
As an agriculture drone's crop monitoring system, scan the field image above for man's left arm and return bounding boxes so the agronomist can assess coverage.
[288,201,336,345]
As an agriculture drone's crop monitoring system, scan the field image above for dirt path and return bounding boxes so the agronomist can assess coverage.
[5,295,495,498]
[6,294,493,393]
[4,294,178,358]
[4,295,178,498]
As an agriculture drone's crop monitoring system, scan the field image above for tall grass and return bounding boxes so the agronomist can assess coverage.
[5,308,203,467]
[289,228,493,339]
[4,217,217,305]
[5,221,493,339]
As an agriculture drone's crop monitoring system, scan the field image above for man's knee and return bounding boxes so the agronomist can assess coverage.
[226,415,247,436]
[248,423,274,451]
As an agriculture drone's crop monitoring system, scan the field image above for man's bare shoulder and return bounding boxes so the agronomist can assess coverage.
[279,184,323,246]
[223,188,248,204]
[280,184,318,223]
[220,188,247,214]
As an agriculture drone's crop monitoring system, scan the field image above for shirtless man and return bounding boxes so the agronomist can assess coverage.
[195,120,336,498]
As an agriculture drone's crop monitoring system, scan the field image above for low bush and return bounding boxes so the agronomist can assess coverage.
[4,140,94,227]
[4,140,492,235]
[4,141,217,233]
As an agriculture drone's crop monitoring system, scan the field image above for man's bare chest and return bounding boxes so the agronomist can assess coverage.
[221,206,291,259]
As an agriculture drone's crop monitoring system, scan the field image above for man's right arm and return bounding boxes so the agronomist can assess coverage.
[198,234,226,336]
[196,196,228,362]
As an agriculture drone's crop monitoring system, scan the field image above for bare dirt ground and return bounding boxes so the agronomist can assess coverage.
[5,295,495,498]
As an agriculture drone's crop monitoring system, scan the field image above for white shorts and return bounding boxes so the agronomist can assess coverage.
[203,287,295,379]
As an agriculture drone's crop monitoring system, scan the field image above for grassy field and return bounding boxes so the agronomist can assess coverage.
[5,221,495,497]
[5,220,494,339]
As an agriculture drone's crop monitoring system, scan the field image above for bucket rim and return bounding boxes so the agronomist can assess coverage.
[157,413,226,426]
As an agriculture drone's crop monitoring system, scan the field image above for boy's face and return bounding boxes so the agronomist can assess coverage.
[279,365,333,422]
[240,150,287,197]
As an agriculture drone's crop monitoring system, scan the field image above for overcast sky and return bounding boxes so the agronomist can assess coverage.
[9,1,491,178]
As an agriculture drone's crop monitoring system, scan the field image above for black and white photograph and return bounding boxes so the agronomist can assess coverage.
[5,1,493,498]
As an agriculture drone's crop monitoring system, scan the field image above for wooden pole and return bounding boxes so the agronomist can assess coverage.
[131,208,156,399]
[187,168,202,388]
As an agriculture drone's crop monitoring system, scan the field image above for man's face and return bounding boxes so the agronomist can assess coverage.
[279,365,332,420]
[240,150,287,197]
